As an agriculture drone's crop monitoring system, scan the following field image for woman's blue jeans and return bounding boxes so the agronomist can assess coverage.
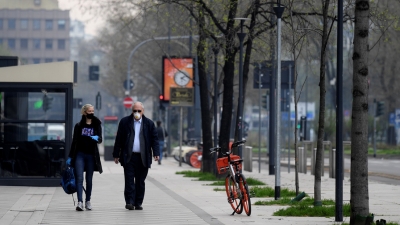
[74,152,94,202]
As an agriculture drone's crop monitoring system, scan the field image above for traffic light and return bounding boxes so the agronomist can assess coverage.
[89,65,99,81]
[42,94,53,112]
[376,101,385,117]
[261,94,268,110]
[159,94,165,110]
[96,92,102,110]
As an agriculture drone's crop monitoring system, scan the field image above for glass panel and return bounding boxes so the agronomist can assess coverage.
[32,58,40,64]
[7,39,15,49]
[58,20,65,30]
[20,39,28,49]
[57,39,65,50]
[8,19,16,30]
[33,39,40,49]
[20,19,28,30]
[0,19,3,29]
[33,19,41,30]
[0,91,66,121]
[0,123,65,178]
[45,39,52,49]
[45,19,53,30]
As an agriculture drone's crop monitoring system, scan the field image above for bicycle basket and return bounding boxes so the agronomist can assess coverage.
[216,155,242,174]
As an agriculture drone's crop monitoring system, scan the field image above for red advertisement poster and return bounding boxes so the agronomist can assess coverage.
[163,57,194,101]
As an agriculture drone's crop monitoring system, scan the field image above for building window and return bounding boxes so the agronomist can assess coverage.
[58,20,66,30]
[57,58,64,62]
[8,19,16,30]
[0,39,3,46]
[0,19,3,30]
[45,39,53,49]
[45,58,53,63]
[20,19,29,30]
[20,58,29,64]
[8,39,16,49]
[32,58,41,64]
[45,19,53,30]
[20,39,28,49]
[57,39,65,50]
[33,19,41,30]
[33,39,41,49]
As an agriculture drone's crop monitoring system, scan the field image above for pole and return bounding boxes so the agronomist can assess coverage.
[335,0,344,220]
[179,106,183,167]
[373,99,377,157]
[236,19,247,160]
[274,4,284,200]
[213,46,219,175]
[269,7,276,175]
[288,64,292,173]
[258,63,262,173]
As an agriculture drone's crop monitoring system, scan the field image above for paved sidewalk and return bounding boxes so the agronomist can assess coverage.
[0,156,399,225]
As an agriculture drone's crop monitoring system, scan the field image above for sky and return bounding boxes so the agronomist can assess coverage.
[58,0,104,37]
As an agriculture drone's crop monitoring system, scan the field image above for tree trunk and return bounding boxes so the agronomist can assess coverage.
[218,0,238,152]
[197,5,213,173]
[314,0,330,207]
[350,0,370,223]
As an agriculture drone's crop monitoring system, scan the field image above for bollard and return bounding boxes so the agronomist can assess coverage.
[298,147,304,173]
[243,146,253,172]
[329,148,336,178]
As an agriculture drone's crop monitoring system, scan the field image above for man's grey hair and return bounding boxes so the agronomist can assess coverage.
[131,101,144,110]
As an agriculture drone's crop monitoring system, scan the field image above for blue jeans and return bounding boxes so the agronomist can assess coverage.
[75,152,94,202]
[159,141,164,161]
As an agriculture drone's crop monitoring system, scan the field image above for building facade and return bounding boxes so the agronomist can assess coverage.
[0,0,70,64]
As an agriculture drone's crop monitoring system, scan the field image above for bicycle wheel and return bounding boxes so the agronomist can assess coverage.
[238,174,251,216]
[225,175,243,214]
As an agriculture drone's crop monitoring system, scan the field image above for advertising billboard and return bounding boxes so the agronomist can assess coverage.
[162,57,194,102]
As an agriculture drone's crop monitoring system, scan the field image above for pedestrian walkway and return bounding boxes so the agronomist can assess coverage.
[0,156,399,225]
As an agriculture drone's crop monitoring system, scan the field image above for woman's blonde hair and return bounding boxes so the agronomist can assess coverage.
[81,104,94,115]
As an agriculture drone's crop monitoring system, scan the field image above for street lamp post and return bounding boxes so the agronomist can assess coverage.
[213,44,219,175]
[234,18,250,160]
[273,2,284,200]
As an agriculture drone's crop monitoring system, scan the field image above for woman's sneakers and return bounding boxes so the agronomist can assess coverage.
[76,202,83,211]
[76,201,92,211]
[85,201,92,210]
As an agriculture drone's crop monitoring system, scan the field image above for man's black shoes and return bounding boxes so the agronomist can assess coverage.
[125,204,135,210]
[135,205,143,210]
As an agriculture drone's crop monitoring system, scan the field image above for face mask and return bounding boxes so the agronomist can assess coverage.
[86,113,94,119]
[134,112,141,120]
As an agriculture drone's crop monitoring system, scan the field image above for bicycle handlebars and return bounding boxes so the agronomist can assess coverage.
[209,139,246,155]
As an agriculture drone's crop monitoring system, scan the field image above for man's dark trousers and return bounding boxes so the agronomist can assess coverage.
[123,153,149,207]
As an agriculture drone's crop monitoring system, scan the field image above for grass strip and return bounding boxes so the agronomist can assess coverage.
[272,202,351,217]
[250,186,297,198]
[175,170,265,186]
[341,222,399,225]
[255,197,334,206]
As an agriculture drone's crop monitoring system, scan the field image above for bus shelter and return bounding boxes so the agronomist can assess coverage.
[0,61,76,186]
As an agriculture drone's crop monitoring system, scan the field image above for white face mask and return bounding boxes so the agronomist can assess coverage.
[134,112,141,120]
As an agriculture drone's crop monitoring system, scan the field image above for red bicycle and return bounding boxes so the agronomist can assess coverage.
[210,140,251,216]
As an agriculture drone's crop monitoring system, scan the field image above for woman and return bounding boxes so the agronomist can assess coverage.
[66,104,103,211]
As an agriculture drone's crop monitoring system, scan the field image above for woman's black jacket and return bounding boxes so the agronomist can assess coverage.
[68,115,103,173]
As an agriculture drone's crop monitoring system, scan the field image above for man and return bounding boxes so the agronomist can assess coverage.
[156,121,168,165]
[113,102,160,210]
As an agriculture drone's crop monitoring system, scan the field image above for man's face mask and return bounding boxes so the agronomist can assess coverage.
[133,109,142,120]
